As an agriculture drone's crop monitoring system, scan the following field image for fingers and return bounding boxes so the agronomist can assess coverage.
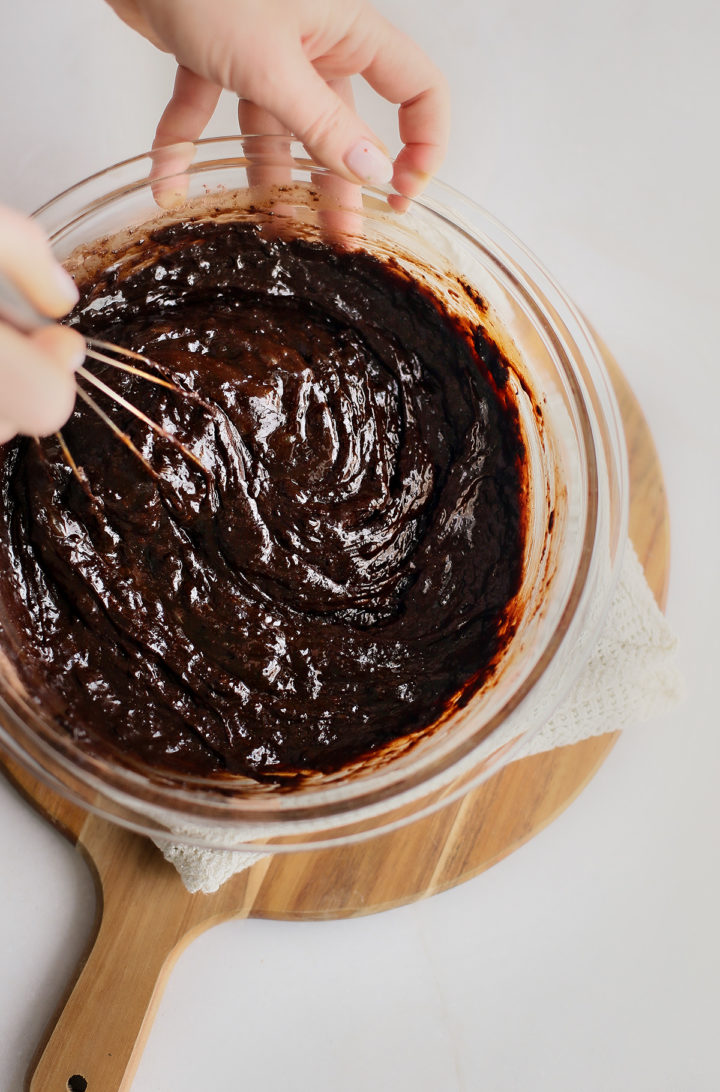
[238,22,447,199]
[151,66,222,207]
[0,207,79,319]
[153,66,222,149]
[237,80,363,244]
[312,78,364,244]
[237,98,295,191]
[241,45,394,188]
[237,97,290,137]
[145,8,449,206]
[360,21,450,199]
[0,207,82,441]
[0,323,83,439]
[148,141,197,209]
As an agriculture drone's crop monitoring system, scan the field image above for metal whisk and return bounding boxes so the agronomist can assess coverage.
[0,271,204,481]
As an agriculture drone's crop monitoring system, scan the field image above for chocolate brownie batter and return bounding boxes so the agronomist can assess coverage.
[0,219,526,782]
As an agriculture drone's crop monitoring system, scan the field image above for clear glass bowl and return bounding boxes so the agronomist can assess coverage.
[0,137,628,850]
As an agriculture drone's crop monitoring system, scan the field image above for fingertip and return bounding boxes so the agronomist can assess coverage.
[155,184,190,210]
[60,327,87,374]
[32,326,86,374]
[49,265,80,314]
[391,140,444,199]
[387,193,411,215]
[392,165,431,200]
[149,141,195,210]
[0,207,81,320]
[43,265,81,319]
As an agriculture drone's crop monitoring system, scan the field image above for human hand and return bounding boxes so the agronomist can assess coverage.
[106,0,449,198]
[0,207,84,443]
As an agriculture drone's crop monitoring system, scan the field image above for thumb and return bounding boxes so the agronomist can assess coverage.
[244,50,394,187]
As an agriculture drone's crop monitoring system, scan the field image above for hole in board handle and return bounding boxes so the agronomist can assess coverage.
[67,1076,88,1092]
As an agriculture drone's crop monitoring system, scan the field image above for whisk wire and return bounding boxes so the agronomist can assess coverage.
[55,430,83,484]
[84,342,180,392]
[60,339,211,485]
[76,364,206,473]
[85,338,159,366]
[74,387,157,479]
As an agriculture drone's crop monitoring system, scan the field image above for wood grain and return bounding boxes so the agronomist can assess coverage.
[0,351,669,1092]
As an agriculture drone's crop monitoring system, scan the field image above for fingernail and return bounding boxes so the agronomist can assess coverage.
[344,141,394,186]
[54,264,79,307]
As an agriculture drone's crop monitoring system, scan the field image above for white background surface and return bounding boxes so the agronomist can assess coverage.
[1,1,718,1090]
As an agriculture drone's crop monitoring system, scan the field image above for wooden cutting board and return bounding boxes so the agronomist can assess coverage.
[0,348,670,1092]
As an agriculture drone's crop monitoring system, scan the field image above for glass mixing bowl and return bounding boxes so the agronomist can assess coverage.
[0,137,627,850]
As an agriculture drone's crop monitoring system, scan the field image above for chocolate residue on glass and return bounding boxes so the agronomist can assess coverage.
[0,219,526,782]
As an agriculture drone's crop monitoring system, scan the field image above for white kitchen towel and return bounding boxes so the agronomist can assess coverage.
[157,540,682,894]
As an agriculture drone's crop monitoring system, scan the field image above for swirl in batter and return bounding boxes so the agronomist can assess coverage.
[0,219,526,781]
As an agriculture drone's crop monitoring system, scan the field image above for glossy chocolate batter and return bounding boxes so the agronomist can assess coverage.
[0,219,526,781]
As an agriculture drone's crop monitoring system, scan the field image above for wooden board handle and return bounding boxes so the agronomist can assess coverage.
[26,819,234,1092]
[29,901,183,1092]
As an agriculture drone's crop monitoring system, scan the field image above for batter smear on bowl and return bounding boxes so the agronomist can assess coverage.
[0,219,527,782]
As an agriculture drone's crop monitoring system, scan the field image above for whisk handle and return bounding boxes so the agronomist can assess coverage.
[0,270,51,334]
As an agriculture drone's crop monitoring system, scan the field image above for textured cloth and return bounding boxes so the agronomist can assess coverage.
[516,542,681,757]
[157,541,682,893]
